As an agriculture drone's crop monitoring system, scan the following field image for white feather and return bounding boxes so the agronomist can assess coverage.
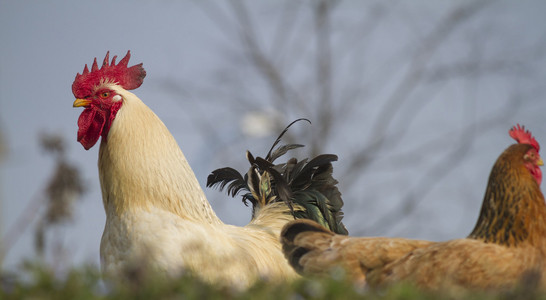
[96,84,298,288]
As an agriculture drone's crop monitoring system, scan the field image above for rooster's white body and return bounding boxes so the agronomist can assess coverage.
[97,86,297,287]
[73,52,347,289]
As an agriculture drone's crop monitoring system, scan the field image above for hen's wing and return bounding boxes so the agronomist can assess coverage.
[281,220,545,291]
[281,220,433,284]
[367,238,544,291]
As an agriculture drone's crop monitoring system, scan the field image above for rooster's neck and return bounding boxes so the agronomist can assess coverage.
[469,144,546,248]
[97,88,221,224]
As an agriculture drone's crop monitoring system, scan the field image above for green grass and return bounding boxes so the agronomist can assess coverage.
[1,262,545,300]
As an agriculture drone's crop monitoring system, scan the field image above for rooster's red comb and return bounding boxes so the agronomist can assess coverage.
[509,124,540,152]
[72,51,146,98]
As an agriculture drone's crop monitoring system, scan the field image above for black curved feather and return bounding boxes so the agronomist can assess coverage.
[206,119,348,235]
[206,167,247,197]
[265,118,310,161]
[269,144,305,163]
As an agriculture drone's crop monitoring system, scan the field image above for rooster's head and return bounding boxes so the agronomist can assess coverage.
[72,51,146,150]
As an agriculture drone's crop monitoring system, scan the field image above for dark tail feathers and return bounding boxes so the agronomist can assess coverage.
[206,119,348,235]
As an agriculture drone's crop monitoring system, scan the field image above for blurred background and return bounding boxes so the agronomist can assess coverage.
[1,0,546,274]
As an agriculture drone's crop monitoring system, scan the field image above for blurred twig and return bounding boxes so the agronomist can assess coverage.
[0,133,85,267]
[172,1,544,236]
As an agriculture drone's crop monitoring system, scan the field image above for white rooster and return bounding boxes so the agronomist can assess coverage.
[72,51,347,289]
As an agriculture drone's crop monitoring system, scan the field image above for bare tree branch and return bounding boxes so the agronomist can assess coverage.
[355,96,520,235]
[165,0,546,237]
[344,0,494,180]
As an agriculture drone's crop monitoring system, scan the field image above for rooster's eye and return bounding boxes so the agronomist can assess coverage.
[99,92,110,99]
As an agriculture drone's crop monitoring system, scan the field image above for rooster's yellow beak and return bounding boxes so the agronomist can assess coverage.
[538,158,544,166]
[73,98,92,108]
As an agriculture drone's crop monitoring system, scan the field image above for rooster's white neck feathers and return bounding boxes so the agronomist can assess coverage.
[97,85,220,224]
[94,84,299,287]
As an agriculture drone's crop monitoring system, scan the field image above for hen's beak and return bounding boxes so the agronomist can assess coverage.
[538,158,544,166]
[73,99,92,108]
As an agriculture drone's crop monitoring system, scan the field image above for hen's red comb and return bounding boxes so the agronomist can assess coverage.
[72,51,146,98]
[509,124,540,152]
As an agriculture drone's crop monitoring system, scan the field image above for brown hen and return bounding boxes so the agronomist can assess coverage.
[281,125,546,291]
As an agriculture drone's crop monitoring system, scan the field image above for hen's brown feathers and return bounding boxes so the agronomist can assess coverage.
[366,239,545,290]
[469,144,546,247]
[281,130,546,291]
[281,219,433,284]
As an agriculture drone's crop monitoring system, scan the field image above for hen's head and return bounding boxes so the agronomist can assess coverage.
[72,51,146,150]
[509,124,543,185]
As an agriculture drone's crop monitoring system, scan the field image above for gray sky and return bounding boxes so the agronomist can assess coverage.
[1,0,546,271]
[0,0,226,269]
